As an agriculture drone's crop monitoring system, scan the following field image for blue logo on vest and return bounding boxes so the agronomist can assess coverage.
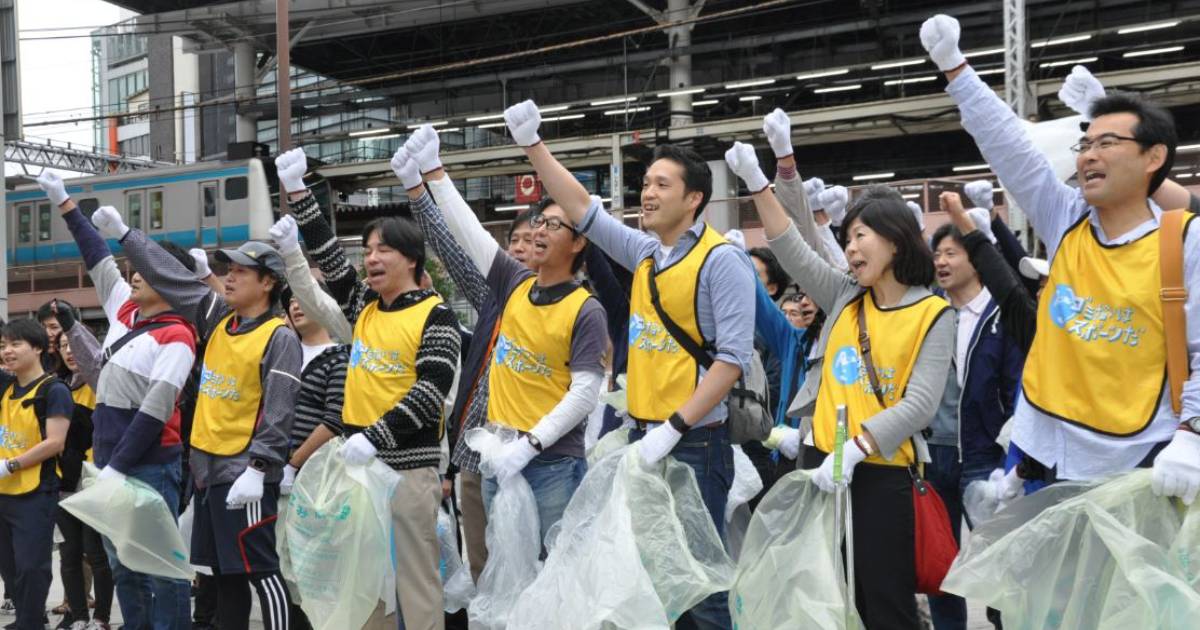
[1049,284,1084,328]
[832,346,861,385]
[628,314,646,347]
[494,334,551,377]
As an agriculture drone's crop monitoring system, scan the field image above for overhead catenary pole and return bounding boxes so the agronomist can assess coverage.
[276,0,292,213]
[0,69,8,320]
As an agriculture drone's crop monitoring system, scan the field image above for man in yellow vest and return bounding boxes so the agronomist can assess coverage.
[0,319,72,630]
[89,206,302,630]
[923,15,1200,503]
[397,127,609,554]
[504,100,755,628]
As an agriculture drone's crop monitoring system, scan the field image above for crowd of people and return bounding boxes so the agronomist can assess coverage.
[0,13,1196,630]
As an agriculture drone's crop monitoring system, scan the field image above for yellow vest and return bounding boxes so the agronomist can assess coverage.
[1023,213,1195,435]
[72,384,96,463]
[626,225,729,421]
[813,292,950,467]
[0,375,59,495]
[488,277,591,431]
[342,294,444,429]
[191,314,286,456]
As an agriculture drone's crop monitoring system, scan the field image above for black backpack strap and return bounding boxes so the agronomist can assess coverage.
[101,320,175,368]
[20,374,61,439]
[647,266,714,370]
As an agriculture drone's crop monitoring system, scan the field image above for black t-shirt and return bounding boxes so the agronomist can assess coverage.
[9,377,73,421]
[1188,193,1200,214]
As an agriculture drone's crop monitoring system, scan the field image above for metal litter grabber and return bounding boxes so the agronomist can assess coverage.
[832,405,856,625]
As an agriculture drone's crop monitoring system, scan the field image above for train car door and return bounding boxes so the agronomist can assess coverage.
[14,203,33,265]
[199,180,219,246]
[35,201,52,263]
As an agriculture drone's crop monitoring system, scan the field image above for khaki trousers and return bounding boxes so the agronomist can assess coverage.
[457,471,488,583]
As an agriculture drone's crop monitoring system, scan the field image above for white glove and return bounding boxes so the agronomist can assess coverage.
[504,100,542,147]
[280,464,297,496]
[818,186,849,226]
[779,427,802,460]
[226,468,265,507]
[269,215,301,256]
[723,229,747,251]
[340,433,378,466]
[489,437,539,485]
[389,148,423,191]
[907,201,926,231]
[919,14,966,72]
[963,180,994,210]
[36,170,70,207]
[966,207,997,243]
[804,177,826,211]
[92,205,129,240]
[405,124,443,174]
[1152,430,1200,505]
[638,421,684,467]
[0,461,11,480]
[97,466,126,483]
[1058,65,1106,119]
[990,466,1023,504]
[188,249,212,280]
[724,142,770,194]
[274,147,308,194]
[813,438,870,493]
[762,108,793,158]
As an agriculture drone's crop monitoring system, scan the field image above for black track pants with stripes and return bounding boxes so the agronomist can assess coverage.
[215,570,292,630]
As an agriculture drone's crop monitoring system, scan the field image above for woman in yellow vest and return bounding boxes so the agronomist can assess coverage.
[0,319,74,630]
[728,143,954,630]
[52,330,114,630]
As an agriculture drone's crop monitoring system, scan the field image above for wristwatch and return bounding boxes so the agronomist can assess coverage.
[668,412,690,434]
[526,434,544,453]
[1184,417,1200,434]
[249,458,270,473]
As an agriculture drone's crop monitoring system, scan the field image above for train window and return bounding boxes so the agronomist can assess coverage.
[17,206,32,243]
[224,177,248,201]
[127,192,143,231]
[77,198,100,217]
[150,190,164,230]
[38,204,52,241]
[202,182,218,218]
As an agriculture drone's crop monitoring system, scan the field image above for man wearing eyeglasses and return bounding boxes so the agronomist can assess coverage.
[395,126,609,550]
[923,15,1200,505]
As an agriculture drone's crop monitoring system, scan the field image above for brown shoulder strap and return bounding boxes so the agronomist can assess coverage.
[1160,209,1189,416]
[856,296,888,409]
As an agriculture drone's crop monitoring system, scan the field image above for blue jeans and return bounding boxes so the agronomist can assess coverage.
[630,423,734,630]
[482,451,588,551]
[925,445,1001,630]
[102,460,191,630]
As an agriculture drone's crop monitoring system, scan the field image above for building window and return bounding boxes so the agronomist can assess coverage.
[150,190,164,230]
[119,135,150,157]
[38,204,52,241]
[17,206,31,243]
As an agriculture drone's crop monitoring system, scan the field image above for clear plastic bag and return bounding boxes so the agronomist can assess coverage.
[437,503,476,613]
[724,445,764,562]
[507,444,735,629]
[942,470,1200,628]
[729,469,862,630]
[276,439,400,630]
[465,428,542,630]
[60,463,192,580]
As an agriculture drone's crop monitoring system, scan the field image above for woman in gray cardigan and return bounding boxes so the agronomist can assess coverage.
[726,142,955,629]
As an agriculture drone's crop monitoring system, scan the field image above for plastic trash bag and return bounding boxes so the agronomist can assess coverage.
[507,444,735,629]
[60,463,192,581]
[465,428,542,630]
[587,425,630,466]
[729,469,862,630]
[437,503,475,613]
[277,439,400,630]
[724,446,764,562]
[943,470,1200,629]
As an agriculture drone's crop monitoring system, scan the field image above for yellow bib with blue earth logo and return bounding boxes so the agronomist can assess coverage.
[813,292,950,467]
[343,294,444,429]
[487,276,590,431]
[626,225,728,422]
[192,313,286,456]
[0,375,60,495]
[1023,213,1194,435]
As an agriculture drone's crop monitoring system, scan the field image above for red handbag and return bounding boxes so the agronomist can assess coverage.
[910,467,959,595]
[856,300,959,596]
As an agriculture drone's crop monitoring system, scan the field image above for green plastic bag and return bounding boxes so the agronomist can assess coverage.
[729,469,862,630]
[59,463,192,580]
[507,444,735,629]
[277,439,400,630]
[942,470,1200,629]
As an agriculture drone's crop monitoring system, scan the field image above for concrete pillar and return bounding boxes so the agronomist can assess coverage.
[666,0,693,128]
[610,133,624,213]
[706,159,738,234]
[233,42,257,142]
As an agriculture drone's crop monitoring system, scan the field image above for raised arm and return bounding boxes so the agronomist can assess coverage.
[725,141,855,313]
[60,315,102,390]
[922,14,1080,253]
[753,277,793,360]
[270,215,354,344]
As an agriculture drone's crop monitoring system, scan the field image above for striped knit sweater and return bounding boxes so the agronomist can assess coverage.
[290,344,349,449]
[292,194,460,471]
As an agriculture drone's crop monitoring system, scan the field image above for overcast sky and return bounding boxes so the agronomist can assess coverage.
[8,0,124,175]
